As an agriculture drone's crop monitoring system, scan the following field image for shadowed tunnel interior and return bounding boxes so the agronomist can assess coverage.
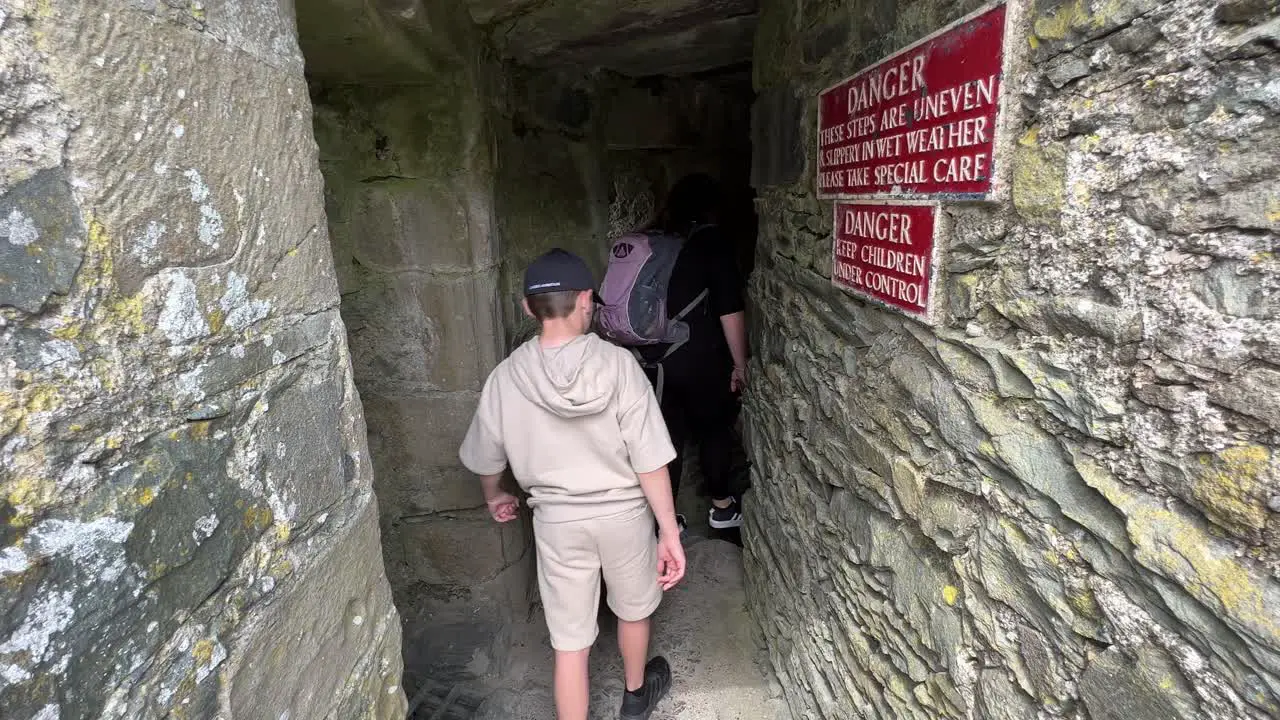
[295,0,762,714]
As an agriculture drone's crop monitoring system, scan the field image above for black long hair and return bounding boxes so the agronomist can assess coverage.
[657,173,722,235]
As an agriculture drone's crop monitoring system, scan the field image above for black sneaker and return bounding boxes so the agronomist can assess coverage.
[619,656,672,720]
[708,498,743,529]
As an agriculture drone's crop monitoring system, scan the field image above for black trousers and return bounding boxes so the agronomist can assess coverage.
[645,361,741,501]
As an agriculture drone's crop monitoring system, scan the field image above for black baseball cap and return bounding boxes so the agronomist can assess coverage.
[523,248,602,304]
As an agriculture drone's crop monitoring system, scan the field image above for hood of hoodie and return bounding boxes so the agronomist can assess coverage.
[508,334,616,418]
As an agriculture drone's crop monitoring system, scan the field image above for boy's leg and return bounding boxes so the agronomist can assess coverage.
[554,648,591,720]
[595,506,671,716]
[617,615,651,691]
[533,518,603,720]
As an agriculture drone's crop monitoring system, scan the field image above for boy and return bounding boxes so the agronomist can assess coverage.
[459,248,686,720]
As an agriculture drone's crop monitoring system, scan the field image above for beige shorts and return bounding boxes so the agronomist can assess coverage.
[533,504,663,651]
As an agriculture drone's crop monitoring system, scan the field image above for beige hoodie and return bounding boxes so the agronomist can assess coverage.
[459,333,676,523]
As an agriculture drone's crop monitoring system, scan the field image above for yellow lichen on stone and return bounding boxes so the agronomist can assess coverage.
[1191,444,1270,534]
[1071,181,1090,203]
[137,486,156,506]
[102,294,147,336]
[188,421,211,440]
[1079,457,1279,644]
[1033,0,1125,41]
[1067,588,1100,619]
[51,320,82,340]
[1012,127,1067,224]
[7,476,56,526]
[0,391,19,436]
[192,638,216,665]
[942,585,959,605]
[244,506,273,531]
[273,522,291,543]
[25,384,63,414]
[86,218,113,279]
[1033,0,1088,40]
[207,308,225,334]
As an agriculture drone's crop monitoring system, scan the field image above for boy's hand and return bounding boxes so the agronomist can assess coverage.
[730,365,749,393]
[486,492,520,523]
[656,531,686,591]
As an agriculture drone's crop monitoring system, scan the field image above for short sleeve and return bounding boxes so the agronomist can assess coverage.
[616,355,676,473]
[459,376,508,475]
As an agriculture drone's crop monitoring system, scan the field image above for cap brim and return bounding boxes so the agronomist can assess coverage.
[592,291,604,306]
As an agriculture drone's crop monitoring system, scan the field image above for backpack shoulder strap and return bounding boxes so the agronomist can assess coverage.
[672,288,709,322]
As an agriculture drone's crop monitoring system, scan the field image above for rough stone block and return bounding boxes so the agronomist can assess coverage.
[255,359,351,524]
[1029,0,1164,60]
[1079,645,1202,720]
[975,668,1039,719]
[1210,365,1280,430]
[1183,444,1273,539]
[0,2,404,716]
[361,391,491,517]
[803,15,851,64]
[228,503,405,720]
[751,86,804,189]
[347,177,493,271]
[1080,457,1280,652]
[396,508,526,588]
[0,168,85,313]
[1191,260,1275,320]
[343,269,502,395]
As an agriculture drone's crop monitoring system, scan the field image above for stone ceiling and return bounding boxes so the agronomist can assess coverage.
[466,0,760,76]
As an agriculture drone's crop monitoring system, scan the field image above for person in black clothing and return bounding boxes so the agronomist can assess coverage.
[638,173,750,530]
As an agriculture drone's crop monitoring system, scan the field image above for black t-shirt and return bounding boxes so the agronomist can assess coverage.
[638,224,745,376]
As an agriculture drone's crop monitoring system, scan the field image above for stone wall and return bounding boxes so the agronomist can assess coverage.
[0,1,404,718]
[744,1,1280,719]
[304,4,538,699]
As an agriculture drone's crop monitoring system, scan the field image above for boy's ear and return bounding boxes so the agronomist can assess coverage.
[521,298,533,319]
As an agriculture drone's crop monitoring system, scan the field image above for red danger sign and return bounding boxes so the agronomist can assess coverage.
[817,4,1007,199]
[832,203,940,322]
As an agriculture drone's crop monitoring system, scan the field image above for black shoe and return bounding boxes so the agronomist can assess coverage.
[620,656,672,720]
[708,497,743,529]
